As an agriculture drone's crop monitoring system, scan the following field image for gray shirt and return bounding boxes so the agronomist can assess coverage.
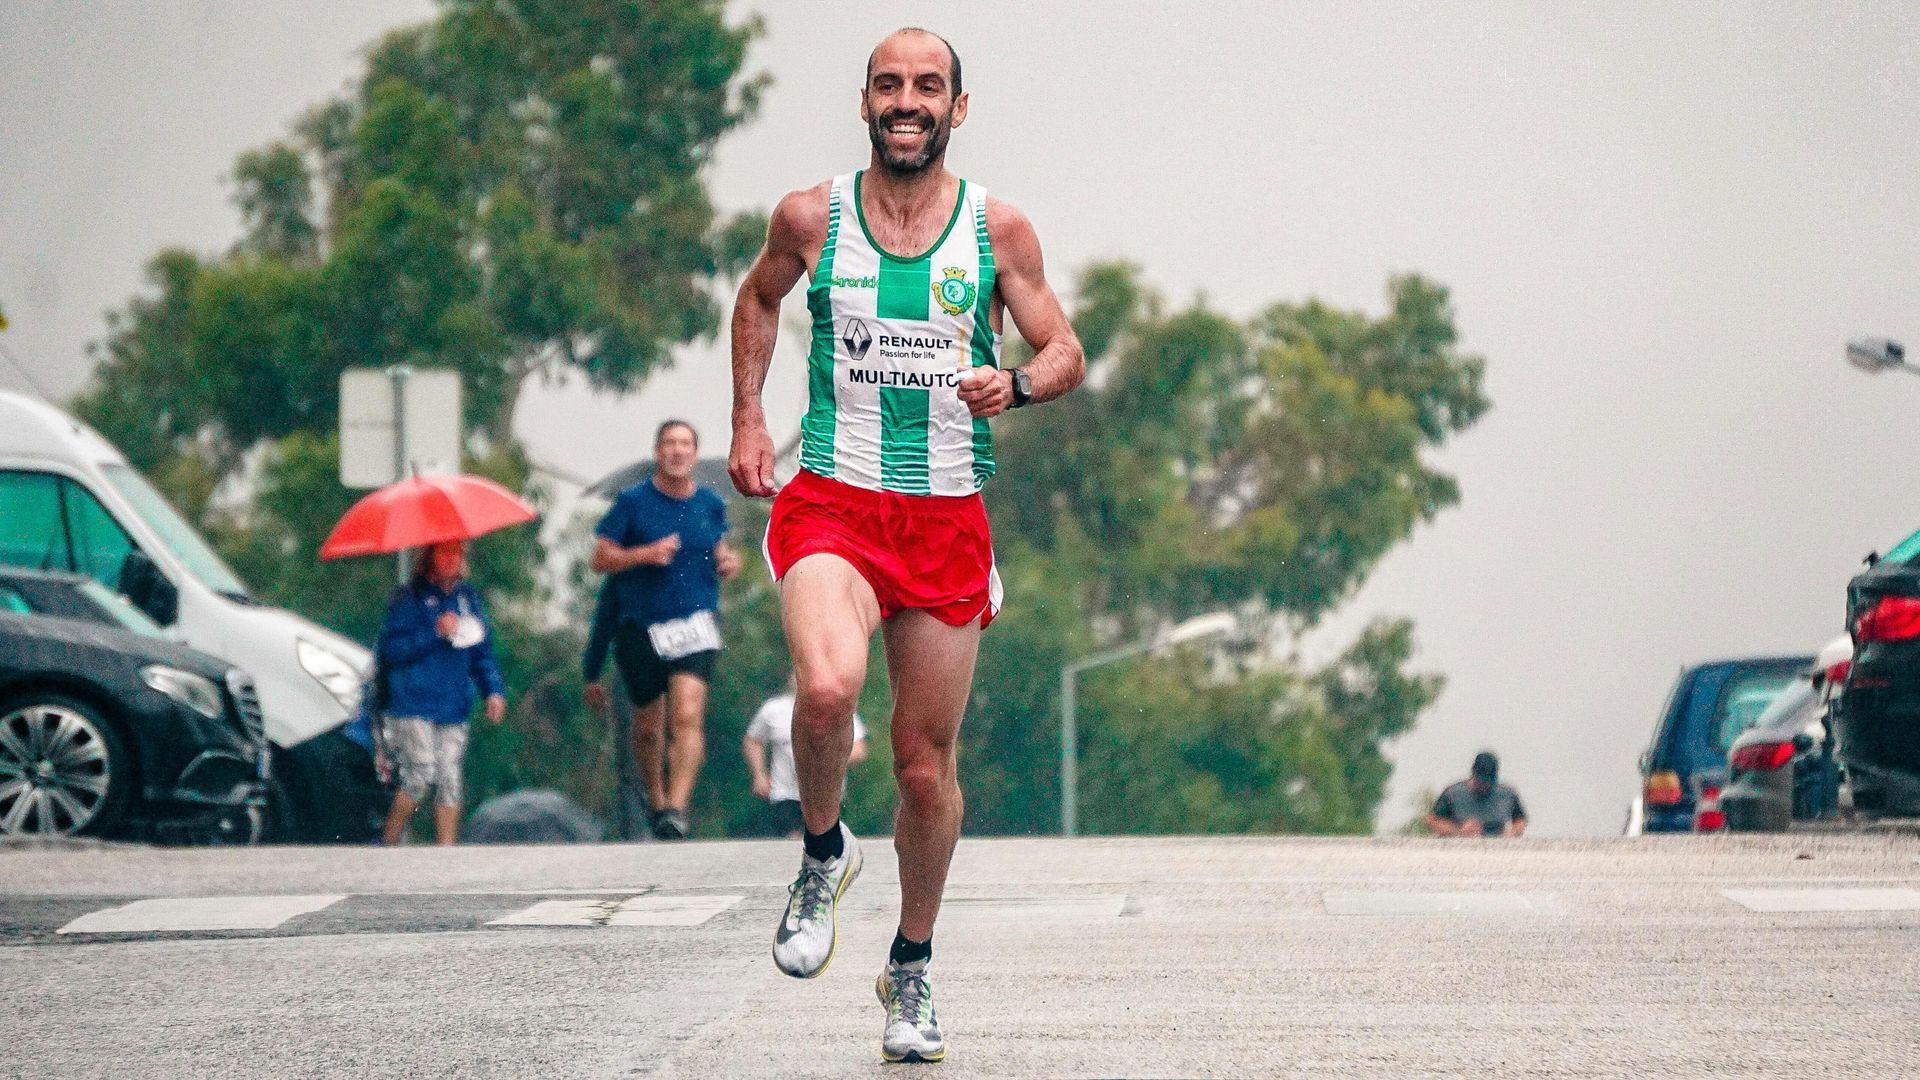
[1432,781,1526,835]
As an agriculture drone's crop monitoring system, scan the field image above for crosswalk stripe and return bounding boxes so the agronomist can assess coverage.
[487,894,744,928]
[1723,887,1920,912]
[56,895,346,935]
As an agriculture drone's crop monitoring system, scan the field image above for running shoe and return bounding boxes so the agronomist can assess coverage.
[772,823,861,978]
[654,809,689,840]
[876,958,945,1063]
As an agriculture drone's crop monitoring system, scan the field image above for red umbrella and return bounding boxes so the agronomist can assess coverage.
[320,474,537,560]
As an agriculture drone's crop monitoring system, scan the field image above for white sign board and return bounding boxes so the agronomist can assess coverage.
[339,368,464,488]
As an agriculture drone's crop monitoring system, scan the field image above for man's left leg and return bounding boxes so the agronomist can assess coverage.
[663,670,709,818]
[874,608,980,1063]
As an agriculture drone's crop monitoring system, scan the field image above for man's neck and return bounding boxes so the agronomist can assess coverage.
[862,159,954,219]
[653,472,696,499]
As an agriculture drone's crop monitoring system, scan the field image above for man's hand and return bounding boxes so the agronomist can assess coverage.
[715,542,743,580]
[751,775,771,800]
[484,694,507,724]
[1458,818,1484,837]
[648,534,682,565]
[436,612,460,639]
[729,416,778,498]
[584,682,610,712]
[956,367,1014,419]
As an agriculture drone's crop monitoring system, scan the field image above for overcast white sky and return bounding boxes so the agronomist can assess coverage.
[3,1,1917,835]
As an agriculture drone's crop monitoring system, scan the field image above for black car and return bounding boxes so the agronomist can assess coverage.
[0,572,267,840]
[1840,528,1920,814]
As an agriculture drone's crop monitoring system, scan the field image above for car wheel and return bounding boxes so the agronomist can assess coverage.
[261,775,306,844]
[0,693,131,837]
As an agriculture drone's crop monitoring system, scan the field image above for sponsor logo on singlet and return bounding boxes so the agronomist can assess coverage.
[831,274,878,289]
[842,319,873,361]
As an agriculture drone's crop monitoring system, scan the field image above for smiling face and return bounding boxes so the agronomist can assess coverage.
[654,422,698,484]
[861,31,967,176]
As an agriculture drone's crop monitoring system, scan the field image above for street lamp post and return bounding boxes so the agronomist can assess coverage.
[1059,611,1237,836]
[1847,337,1909,376]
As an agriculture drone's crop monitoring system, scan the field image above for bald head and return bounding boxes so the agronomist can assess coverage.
[866,27,962,98]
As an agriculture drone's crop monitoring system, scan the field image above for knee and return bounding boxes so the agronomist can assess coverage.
[894,752,956,814]
[793,670,861,734]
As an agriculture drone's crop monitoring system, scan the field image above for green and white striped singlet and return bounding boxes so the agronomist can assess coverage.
[798,171,1000,496]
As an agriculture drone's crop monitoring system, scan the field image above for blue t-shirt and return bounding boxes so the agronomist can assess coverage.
[595,479,729,628]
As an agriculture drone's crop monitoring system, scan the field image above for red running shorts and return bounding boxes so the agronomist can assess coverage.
[763,469,1002,628]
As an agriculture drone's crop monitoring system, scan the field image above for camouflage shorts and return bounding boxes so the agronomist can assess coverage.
[383,717,469,808]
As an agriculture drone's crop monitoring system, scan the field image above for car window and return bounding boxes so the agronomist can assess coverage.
[0,585,31,615]
[1886,527,1920,564]
[1733,675,1817,744]
[0,471,71,572]
[1713,669,1802,751]
[60,480,137,591]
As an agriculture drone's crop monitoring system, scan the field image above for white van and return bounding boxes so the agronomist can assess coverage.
[0,390,384,840]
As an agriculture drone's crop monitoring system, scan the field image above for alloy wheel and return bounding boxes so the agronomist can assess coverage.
[0,703,113,835]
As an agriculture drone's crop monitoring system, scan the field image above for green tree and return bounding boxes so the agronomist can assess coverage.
[70,0,767,825]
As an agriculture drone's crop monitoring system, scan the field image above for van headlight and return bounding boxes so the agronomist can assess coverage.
[297,638,364,712]
[142,665,225,720]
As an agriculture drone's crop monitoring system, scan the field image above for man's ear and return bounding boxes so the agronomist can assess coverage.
[859,88,872,126]
[950,90,969,129]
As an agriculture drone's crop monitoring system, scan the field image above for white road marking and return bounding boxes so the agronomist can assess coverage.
[1723,887,1920,912]
[1323,892,1554,916]
[607,894,743,927]
[489,894,743,928]
[57,894,345,935]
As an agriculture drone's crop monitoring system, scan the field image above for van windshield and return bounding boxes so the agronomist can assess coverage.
[100,464,250,599]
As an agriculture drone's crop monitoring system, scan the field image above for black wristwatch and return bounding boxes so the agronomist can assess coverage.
[1009,368,1033,408]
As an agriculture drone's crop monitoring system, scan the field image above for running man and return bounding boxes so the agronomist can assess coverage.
[729,28,1085,1063]
[586,420,741,840]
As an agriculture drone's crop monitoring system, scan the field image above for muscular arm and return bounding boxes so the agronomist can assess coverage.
[729,184,828,497]
[956,197,1086,417]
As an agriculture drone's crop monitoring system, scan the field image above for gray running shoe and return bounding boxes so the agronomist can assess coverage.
[771,823,861,978]
[876,958,944,1063]
[653,809,689,841]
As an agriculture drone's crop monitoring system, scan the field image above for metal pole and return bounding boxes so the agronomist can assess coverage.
[389,365,410,584]
[1061,665,1078,837]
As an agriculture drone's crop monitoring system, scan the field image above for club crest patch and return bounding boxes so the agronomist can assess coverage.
[934,266,976,315]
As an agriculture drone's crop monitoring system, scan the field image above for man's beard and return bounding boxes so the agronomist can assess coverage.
[868,108,951,175]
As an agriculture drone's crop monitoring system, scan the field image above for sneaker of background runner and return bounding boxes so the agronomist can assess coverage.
[876,958,945,1063]
[653,809,689,841]
[772,823,861,978]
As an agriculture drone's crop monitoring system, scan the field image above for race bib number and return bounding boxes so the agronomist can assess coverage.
[648,611,721,660]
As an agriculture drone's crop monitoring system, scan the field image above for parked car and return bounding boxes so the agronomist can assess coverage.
[1723,637,1850,832]
[0,599,266,840]
[0,390,383,841]
[1632,655,1813,833]
[1839,527,1920,815]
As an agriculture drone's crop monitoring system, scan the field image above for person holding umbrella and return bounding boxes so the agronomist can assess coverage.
[376,539,506,845]
[319,469,537,846]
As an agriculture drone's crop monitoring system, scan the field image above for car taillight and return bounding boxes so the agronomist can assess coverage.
[1730,741,1795,772]
[1645,769,1683,806]
[1694,784,1726,832]
[1825,660,1851,685]
[1854,596,1920,643]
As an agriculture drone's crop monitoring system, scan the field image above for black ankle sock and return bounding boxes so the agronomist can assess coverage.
[889,931,931,966]
[802,820,843,862]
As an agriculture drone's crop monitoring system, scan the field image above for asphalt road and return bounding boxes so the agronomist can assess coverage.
[5,833,1919,1079]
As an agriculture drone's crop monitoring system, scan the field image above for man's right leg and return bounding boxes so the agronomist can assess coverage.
[628,698,668,817]
[771,552,882,978]
[782,553,882,832]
